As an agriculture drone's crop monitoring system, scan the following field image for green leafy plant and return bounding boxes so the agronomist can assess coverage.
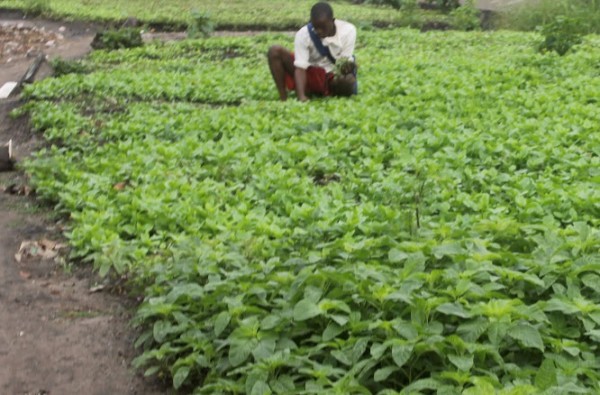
[22,0,51,16]
[91,28,143,51]
[537,16,584,55]
[498,0,600,34]
[449,0,480,31]
[187,9,214,39]
[51,57,91,76]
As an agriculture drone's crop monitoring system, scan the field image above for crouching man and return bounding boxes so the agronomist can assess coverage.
[268,2,358,102]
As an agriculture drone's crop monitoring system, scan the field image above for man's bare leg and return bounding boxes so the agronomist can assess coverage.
[330,74,357,97]
[267,45,295,101]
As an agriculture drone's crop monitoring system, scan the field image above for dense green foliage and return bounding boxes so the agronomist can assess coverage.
[90,28,144,50]
[21,29,600,394]
[21,0,50,16]
[1,0,424,29]
[187,10,214,39]
[498,0,600,34]
[537,16,584,56]
[354,0,415,11]
[448,1,479,31]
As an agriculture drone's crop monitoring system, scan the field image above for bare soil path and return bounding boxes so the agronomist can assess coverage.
[0,12,166,395]
[0,193,164,395]
[1,13,97,86]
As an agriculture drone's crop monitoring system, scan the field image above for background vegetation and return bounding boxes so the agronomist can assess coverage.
[498,0,600,34]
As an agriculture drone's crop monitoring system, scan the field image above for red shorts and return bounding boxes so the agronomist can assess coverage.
[285,54,334,96]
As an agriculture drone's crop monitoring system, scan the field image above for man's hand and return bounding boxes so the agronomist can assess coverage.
[335,59,357,77]
[340,61,356,75]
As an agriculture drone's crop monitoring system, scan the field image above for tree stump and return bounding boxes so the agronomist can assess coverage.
[20,54,46,85]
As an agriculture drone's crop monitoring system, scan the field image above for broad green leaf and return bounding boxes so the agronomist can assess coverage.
[251,381,272,395]
[269,375,295,394]
[586,329,600,341]
[246,370,269,394]
[589,311,600,325]
[393,320,419,340]
[293,299,321,321]
[195,354,210,368]
[487,322,508,345]
[330,314,349,326]
[432,242,463,259]
[214,311,231,336]
[389,248,408,263]
[305,380,323,392]
[457,318,489,342]
[277,337,297,351]
[535,359,557,390]
[552,382,589,394]
[437,303,472,318]
[168,283,205,300]
[448,354,474,371]
[332,350,352,366]
[261,315,281,330]
[402,378,443,392]
[508,323,544,351]
[323,322,345,341]
[252,338,276,361]
[385,290,412,304]
[319,299,351,314]
[144,366,160,377]
[98,261,111,277]
[370,342,388,360]
[440,370,470,386]
[466,377,497,394]
[352,338,369,363]
[498,384,538,395]
[463,381,495,395]
[173,366,190,389]
[304,286,323,303]
[153,320,173,343]
[581,274,600,291]
[544,298,580,315]
[229,339,258,367]
[374,366,398,382]
[562,345,580,357]
[392,344,413,368]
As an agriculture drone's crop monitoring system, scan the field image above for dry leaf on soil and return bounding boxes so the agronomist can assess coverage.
[14,238,68,263]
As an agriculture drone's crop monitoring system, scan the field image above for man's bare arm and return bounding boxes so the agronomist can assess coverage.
[295,68,309,102]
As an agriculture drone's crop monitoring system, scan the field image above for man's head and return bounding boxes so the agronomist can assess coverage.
[310,2,335,38]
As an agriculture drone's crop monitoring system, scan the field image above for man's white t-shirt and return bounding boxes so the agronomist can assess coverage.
[294,19,356,73]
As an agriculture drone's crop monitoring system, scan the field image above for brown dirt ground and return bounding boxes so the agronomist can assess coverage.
[0,13,98,86]
[0,13,169,395]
